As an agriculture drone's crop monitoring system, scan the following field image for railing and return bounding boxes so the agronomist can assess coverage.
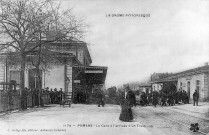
[0,92,19,113]
[0,91,51,113]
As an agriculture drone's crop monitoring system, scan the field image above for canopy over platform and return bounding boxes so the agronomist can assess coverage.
[73,66,108,85]
[72,66,107,104]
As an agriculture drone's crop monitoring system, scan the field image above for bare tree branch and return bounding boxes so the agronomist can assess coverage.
[0,0,86,109]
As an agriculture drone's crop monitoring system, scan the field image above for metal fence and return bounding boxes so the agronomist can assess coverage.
[0,92,19,113]
[0,91,50,113]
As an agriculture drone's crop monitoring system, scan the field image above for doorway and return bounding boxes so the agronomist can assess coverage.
[187,81,190,99]
[29,69,42,89]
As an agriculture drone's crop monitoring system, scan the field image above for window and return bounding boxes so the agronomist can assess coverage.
[187,81,190,98]
[180,82,182,90]
[196,80,200,92]
[10,71,20,84]
[187,81,190,91]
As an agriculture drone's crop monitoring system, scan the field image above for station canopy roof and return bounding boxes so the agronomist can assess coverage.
[73,66,108,85]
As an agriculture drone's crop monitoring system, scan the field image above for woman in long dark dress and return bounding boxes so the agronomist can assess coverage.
[119,99,133,122]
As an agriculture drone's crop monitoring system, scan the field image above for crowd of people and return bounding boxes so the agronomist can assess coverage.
[48,88,65,104]
[118,87,200,122]
[22,86,109,108]
[140,89,199,107]
[21,87,65,107]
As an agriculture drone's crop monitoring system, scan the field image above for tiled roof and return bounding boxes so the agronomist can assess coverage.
[173,65,209,76]
[140,85,152,87]
[151,65,209,83]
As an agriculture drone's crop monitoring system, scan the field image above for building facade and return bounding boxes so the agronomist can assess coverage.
[151,83,162,92]
[151,64,209,101]
[140,85,152,94]
[0,39,108,103]
[176,66,209,101]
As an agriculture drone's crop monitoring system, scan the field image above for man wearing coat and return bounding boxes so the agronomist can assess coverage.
[193,90,199,106]
[126,88,136,107]
[97,89,105,107]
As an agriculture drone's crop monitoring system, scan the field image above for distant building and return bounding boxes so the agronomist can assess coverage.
[140,84,152,94]
[150,73,171,92]
[151,63,209,101]
[176,64,209,101]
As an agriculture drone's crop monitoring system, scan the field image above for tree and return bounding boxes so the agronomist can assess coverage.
[0,0,85,110]
[107,86,117,98]
[161,82,177,94]
[150,72,173,81]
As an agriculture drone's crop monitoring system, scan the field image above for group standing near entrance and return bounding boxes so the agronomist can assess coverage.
[21,87,65,107]
[139,89,194,107]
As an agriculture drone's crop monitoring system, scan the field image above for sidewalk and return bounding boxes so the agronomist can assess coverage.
[166,102,209,120]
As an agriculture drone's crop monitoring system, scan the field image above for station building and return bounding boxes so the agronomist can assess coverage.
[0,39,108,103]
[151,63,209,101]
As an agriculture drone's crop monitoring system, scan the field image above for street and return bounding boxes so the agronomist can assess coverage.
[0,104,209,135]
[0,104,156,135]
[133,106,209,135]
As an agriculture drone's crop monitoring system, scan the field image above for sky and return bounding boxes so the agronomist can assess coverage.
[60,0,209,88]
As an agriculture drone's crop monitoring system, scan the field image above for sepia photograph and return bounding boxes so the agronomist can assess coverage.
[0,0,209,135]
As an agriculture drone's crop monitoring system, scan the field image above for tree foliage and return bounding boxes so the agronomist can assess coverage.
[150,72,173,81]
[0,0,85,110]
[107,86,117,98]
[161,82,177,94]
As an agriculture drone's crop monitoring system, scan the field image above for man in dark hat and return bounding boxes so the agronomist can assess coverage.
[152,90,159,107]
[177,89,182,103]
[140,92,147,106]
[193,90,199,106]
[98,89,105,107]
[182,90,189,104]
[161,92,167,106]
